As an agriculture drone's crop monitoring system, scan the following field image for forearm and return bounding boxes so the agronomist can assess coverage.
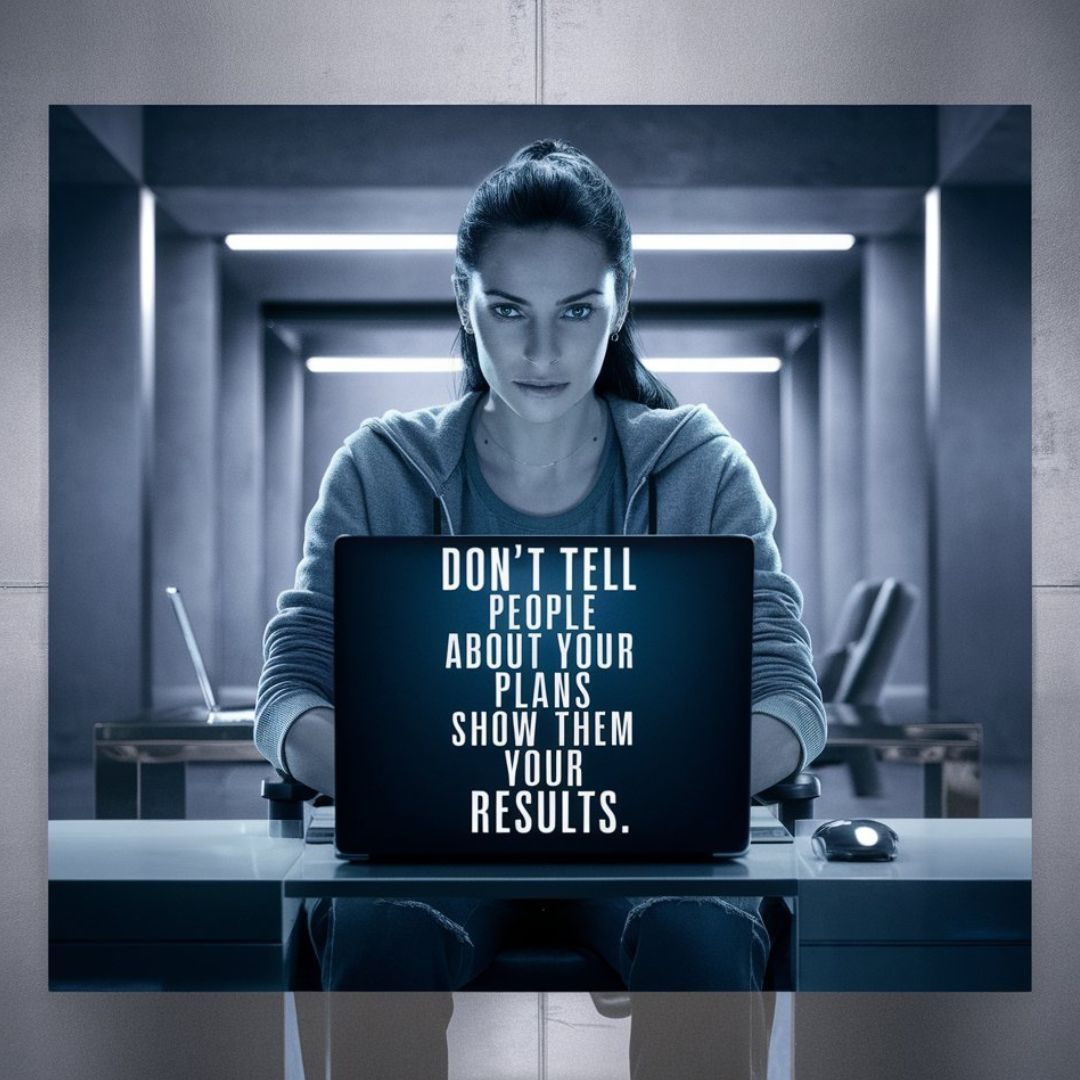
[282,708,797,802]
[750,711,802,795]
[281,706,336,798]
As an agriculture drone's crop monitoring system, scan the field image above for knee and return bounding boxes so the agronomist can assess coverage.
[317,898,473,991]
[621,897,769,990]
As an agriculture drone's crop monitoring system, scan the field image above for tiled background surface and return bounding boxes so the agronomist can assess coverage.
[5,2,1079,1078]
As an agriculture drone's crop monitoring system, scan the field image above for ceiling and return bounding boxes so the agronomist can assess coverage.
[55,104,1029,361]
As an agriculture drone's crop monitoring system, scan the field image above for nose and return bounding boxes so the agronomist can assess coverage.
[523,322,561,367]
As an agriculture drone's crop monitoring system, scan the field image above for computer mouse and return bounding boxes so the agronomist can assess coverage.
[811,818,899,861]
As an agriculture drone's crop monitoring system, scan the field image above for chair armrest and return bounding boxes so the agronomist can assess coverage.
[754,771,821,834]
[589,990,632,1020]
[261,776,319,837]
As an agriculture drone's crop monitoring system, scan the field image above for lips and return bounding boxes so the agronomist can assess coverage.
[514,380,569,389]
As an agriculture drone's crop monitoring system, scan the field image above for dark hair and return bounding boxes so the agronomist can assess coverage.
[452,138,677,410]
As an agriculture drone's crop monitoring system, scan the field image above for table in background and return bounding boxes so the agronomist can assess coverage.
[823,702,982,817]
[94,714,263,818]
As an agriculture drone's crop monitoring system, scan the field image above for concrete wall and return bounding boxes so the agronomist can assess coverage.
[929,186,1032,760]
[152,234,219,705]
[819,270,865,638]
[862,236,929,691]
[217,273,266,690]
[781,329,824,650]
[11,22,1068,1079]
[263,328,305,615]
[48,183,149,764]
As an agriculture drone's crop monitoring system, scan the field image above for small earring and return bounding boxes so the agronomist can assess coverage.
[463,324,474,335]
[610,330,620,343]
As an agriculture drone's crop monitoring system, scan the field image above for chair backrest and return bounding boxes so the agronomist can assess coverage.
[813,580,881,698]
[823,579,882,656]
[832,578,919,704]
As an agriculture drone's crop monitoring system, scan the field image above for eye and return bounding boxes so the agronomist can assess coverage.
[491,304,522,319]
[562,303,593,320]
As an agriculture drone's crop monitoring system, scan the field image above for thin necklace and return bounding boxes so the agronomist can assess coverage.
[478,406,607,469]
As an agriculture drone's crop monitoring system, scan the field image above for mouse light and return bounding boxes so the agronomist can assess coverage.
[854,825,880,846]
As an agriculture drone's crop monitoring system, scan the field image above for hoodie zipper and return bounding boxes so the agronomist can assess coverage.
[367,420,457,536]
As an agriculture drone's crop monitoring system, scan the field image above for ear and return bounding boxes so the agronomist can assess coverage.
[452,275,471,328]
[619,267,637,328]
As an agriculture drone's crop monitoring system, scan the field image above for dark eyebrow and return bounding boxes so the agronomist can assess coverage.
[486,288,602,306]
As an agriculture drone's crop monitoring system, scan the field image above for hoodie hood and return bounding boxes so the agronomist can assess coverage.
[365,390,732,501]
[259,389,828,779]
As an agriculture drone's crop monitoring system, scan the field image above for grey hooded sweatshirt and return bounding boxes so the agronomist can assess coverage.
[255,390,827,780]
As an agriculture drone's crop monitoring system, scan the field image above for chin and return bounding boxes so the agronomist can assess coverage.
[510,384,586,422]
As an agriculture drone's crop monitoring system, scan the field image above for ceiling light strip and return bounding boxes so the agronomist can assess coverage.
[645,357,782,373]
[227,233,854,252]
[306,357,462,373]
[306,356,782,374]
[634,234,854,252]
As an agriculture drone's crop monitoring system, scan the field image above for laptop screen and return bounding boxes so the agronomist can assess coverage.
[334,536,753,860]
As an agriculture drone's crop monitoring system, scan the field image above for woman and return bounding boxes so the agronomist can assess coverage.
[256,138,826,1079]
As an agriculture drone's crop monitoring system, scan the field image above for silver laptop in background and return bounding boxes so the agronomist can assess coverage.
[165,586,255,724]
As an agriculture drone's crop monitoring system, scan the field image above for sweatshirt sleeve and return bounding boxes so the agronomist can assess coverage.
[710,437,827,772]
[254,441,371,778]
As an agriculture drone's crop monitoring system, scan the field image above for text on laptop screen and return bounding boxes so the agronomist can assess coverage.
[335,537,753,859]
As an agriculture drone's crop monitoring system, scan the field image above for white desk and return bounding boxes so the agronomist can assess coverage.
[48,816,1031,991]
[794,817,1031,990]
[49,820,304,991]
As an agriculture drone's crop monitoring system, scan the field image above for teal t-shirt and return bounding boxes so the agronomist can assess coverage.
[461,404,627,535]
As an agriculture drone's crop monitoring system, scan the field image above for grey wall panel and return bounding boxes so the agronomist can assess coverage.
[931,187,1031,760]
[542,7,1076,1080]
[217,274,265,691]
[862,237,928,691]
[263,330,304,616]
[5,5,1080,1080]
[8,4,539,1080]
[0,120,47,585]
[48,183,147,762]
[819,271,865,642]
[143,104,936,188]
[152,236,219,706]
[781,330,824,651]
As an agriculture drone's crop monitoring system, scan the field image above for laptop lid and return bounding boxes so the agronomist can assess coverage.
[165,586,255,724]
[334,536,754,861]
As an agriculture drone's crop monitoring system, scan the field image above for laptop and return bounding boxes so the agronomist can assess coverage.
[334,536,754,861]
[165,586,256,724]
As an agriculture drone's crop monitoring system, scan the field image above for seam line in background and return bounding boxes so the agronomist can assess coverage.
[535,0,543,104]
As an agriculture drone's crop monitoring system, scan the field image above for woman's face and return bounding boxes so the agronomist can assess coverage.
[457,225,628,424]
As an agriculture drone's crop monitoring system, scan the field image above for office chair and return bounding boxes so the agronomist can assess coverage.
[262,770,819,997]
[813,578,919,796]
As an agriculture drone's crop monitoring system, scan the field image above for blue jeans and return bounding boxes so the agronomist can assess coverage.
[306,895,772,1078]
